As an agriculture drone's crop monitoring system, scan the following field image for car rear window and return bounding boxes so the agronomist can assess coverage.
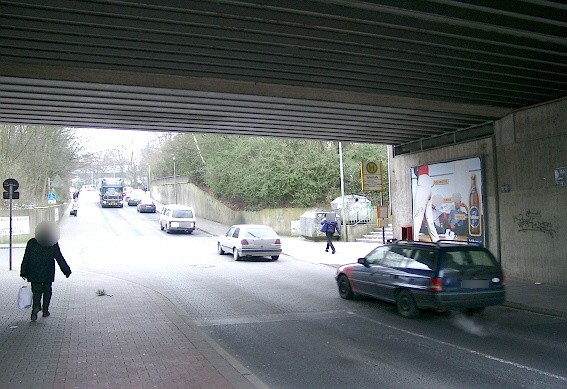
[442,249,500,274]
[245,227,278,238]
[172,210,194,218]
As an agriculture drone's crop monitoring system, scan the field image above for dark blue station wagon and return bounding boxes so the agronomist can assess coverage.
[335,241,506,318]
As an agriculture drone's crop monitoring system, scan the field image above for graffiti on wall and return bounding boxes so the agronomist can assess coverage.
[513,210,558,238]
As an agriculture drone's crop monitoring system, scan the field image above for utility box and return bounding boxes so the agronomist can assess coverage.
[331,195,372,224]
[300,211,340,240]
[401,226,413,241]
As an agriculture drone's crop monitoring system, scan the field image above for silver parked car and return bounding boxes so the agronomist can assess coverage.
[218,224,282,261]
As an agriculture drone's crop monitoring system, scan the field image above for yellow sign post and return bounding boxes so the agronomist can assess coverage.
[361,161,383,192]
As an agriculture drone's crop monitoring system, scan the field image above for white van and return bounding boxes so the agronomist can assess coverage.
[159,204,196,234]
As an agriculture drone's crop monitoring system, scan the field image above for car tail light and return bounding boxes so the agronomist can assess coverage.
[501,275,506,286]
[241,239,249,245]
[275,239,281,244]
[429,278,443,292]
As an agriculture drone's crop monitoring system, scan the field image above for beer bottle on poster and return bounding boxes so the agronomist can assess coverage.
[469,174,481,236]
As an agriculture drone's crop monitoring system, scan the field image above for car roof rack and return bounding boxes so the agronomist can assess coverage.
[395,240,437,247]
[436,239,469,244]
[394,239,482,248]
[436,239,483,246]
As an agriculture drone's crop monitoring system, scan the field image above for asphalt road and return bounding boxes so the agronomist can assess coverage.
[58,192,567,389]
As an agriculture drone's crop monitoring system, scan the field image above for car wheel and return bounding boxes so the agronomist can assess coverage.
[271,255,279,260]
[396,290,420,319]
[217,243,225,255]
[233,249,241,261]
[160,222,164,231]
[337,275,354,299]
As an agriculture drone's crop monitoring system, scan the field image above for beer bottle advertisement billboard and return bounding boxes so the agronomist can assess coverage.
[410,156,484,246]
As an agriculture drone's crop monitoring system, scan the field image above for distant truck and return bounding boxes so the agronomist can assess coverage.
[99,178,124,208]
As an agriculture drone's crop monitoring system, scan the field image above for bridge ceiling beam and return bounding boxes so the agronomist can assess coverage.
[0,0,565,149]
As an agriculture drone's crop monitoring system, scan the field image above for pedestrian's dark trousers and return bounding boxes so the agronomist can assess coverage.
[31,282,52,312]
[325,231,335,252]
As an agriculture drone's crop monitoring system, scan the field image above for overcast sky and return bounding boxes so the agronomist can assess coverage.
[75,128,160,156]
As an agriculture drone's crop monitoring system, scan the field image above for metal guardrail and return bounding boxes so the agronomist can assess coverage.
[150,175,190,186]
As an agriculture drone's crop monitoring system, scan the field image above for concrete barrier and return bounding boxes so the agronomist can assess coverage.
[0,203,67,244]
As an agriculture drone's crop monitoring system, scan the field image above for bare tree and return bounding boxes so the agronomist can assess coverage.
[0,125,82,206]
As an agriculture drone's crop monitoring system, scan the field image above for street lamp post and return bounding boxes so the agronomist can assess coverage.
[172,154,177,203]
[146,163,151,194]
[338,142,347,242]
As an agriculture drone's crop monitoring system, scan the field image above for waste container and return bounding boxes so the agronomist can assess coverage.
[330,195,372,224]
[401,225,413,240]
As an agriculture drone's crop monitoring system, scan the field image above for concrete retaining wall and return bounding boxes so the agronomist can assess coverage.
[495,98,566,284]
[150,180,378,240]
[150,180,310,236]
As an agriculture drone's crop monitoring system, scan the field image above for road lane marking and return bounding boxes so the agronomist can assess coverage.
[348,311,566,382]
[194,310,350,326]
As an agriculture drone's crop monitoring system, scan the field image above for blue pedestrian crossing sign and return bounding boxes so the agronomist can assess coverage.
[48,192,57,204]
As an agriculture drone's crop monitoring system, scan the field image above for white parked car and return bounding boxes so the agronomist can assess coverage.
[159,204,196,234]
[218,224,282,261]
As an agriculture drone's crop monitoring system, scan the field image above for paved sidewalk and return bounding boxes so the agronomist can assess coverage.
[0,264,264,389]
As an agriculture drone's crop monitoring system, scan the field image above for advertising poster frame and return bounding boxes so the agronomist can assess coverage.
[410,156,485,246]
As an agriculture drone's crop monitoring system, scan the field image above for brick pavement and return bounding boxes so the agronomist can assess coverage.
[0,259,265,389]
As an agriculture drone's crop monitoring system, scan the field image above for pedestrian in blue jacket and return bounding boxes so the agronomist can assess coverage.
[320,213,340,254]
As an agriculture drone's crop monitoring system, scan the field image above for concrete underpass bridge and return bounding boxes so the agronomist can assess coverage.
[0,1,565,284]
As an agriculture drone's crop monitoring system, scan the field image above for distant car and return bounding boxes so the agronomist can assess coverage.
[127,190,144,206]
[218,224,282,261]
[137,197,156,213]
[159,204,196,234]
[335,240,505,318]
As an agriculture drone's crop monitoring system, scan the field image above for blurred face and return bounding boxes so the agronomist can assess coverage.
[35,221,60,246]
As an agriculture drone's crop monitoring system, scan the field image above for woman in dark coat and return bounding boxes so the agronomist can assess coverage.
[20,221,71,321]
